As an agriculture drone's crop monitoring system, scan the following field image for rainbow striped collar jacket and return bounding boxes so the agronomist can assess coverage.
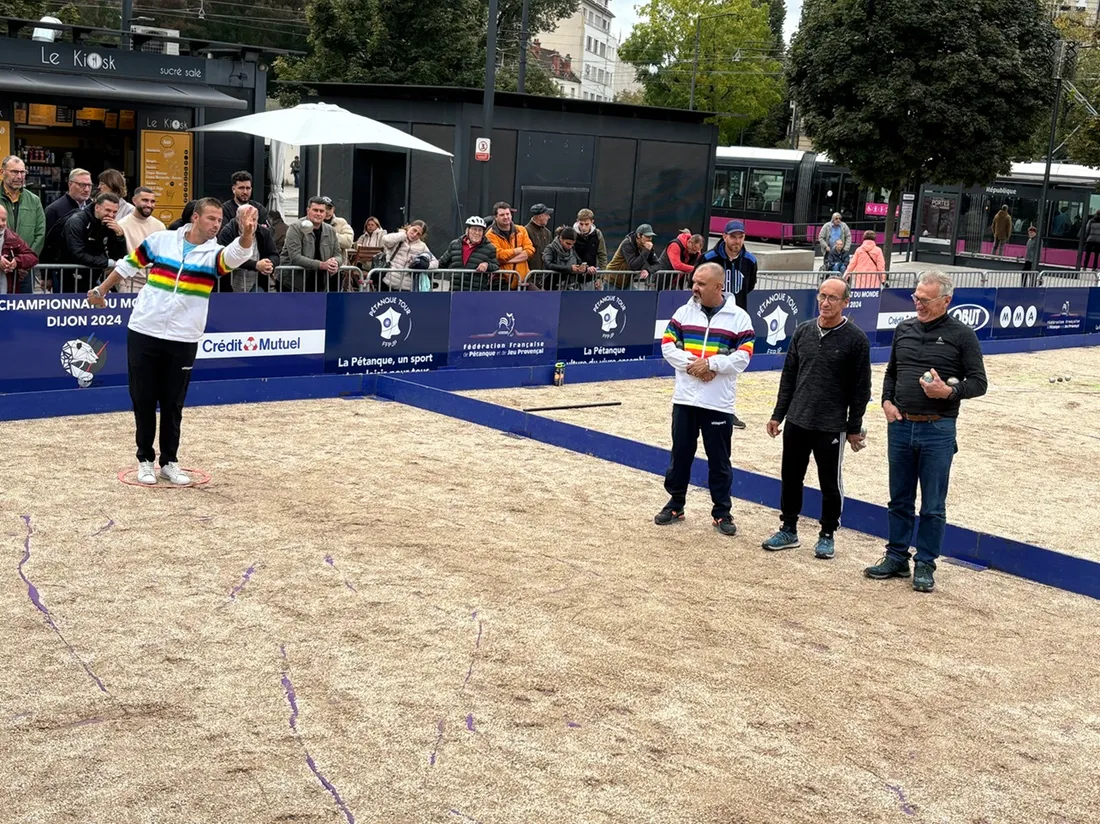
[115,227,254,343]
[661,295,755,414]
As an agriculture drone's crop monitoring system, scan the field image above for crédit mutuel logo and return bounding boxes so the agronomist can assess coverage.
[370,296,413,347]
[196,330,326,359]
[41,47,117,72]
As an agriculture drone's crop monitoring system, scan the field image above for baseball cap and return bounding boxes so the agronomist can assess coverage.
[320,196,334,206]
[724,219,746,235]
[635,223,656,237]
[530,203,553,216]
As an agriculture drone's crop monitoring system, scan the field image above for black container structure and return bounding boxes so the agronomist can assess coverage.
[279,82,719,244]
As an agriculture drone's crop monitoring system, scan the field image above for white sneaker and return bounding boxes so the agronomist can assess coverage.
[158,462,192,485]
[137,461,157,485]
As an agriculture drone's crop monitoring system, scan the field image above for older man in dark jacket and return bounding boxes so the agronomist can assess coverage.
[437,216,498,291]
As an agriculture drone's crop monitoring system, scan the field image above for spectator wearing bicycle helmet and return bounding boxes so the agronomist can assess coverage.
[437,215,499,291]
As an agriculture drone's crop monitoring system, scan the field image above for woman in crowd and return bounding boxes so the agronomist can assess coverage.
[98,169,134,220]
[844,229,886,288]
[380,220,438,291]
[356,216,385,248]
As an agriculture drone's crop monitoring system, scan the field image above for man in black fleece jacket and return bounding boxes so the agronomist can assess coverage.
[763,276,872,560]
[867,271,987,593]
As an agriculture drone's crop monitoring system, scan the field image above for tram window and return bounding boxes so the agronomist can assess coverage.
[1049,200,1083,238]
[919,193,956,245]
[748,170,784,212]
[1089,193,1100,220]
[728,169,745,203]
[713,169,745,209]
[713,170,730,207]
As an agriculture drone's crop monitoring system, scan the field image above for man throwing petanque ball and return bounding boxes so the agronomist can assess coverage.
[87,199,258,486]
[654,262,755,536]
[866,271,987,592]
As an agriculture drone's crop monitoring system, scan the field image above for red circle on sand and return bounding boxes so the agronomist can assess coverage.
[117,467,212,488]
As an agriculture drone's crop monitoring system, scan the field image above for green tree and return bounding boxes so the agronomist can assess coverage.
[619,0,783,145]
[495,63,564,96]
[276,0,578,93]
[788,0,1056,268]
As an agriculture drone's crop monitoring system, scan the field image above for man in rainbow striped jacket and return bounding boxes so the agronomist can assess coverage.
[87,198,258,487]
[655,262,756,537]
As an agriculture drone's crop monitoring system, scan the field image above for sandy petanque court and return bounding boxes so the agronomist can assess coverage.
[468,347,1100,562]
[1,394,1099,822]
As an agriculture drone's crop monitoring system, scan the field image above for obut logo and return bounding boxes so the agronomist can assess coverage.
[593,294,628,339]
[369,296,413,347]
[949,303,990,331]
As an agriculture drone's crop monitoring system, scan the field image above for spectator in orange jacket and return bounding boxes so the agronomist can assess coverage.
[845,230,886,289]
[486,201,535,289]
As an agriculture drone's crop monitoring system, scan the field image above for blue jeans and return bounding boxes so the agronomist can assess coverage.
[886,417,958,569]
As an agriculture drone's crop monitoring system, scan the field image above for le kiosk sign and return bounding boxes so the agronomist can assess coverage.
[0,37,209,84]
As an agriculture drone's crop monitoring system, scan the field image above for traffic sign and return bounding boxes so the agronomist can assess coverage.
[475,137,491,162]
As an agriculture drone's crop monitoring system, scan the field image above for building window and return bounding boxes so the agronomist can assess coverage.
[586,36,592,52]
[599,41,606,57]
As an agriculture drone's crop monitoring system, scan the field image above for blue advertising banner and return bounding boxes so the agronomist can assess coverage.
[0,293,135,393]
[946,288,997,341]
[324,292,451,374]
[196,294,327,379]
[816,287,880,339]
[447,291,561,369]
[1042,287,1090,336]
[875,288,916,348]
[558,290,657,363]
[748,288,817,355]
[653,290,691,356]
[1088,287,1100,334]
[993,288,1045,339]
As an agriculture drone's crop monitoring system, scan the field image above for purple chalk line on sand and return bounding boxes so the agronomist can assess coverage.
[429,718,445,766]
[325,555,359,593]
[280,645,356,824]
[228,563,258,600]
[90,517,115,537]
[449,810,482,824]
[18,515,108,694]
[886,784,916,816]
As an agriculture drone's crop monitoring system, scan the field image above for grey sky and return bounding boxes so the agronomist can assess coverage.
[610,0,802,44]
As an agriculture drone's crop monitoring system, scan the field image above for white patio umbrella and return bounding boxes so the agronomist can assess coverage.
[191,102,453,196]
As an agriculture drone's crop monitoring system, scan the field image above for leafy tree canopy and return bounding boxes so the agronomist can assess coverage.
[619,0,784,144]
[788,0,1056,265]
[276,0,577,93]
[789,0,1056,190]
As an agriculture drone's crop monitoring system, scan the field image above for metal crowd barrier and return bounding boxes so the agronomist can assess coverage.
[22,263,98,295]
[1037,270,1100,288]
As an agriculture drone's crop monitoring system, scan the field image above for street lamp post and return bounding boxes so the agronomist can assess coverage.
[481,0,500,216]
[1037,40,1070,277]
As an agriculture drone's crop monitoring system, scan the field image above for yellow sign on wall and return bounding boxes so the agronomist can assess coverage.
[0,121,10,161]
[141,130,192,222]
